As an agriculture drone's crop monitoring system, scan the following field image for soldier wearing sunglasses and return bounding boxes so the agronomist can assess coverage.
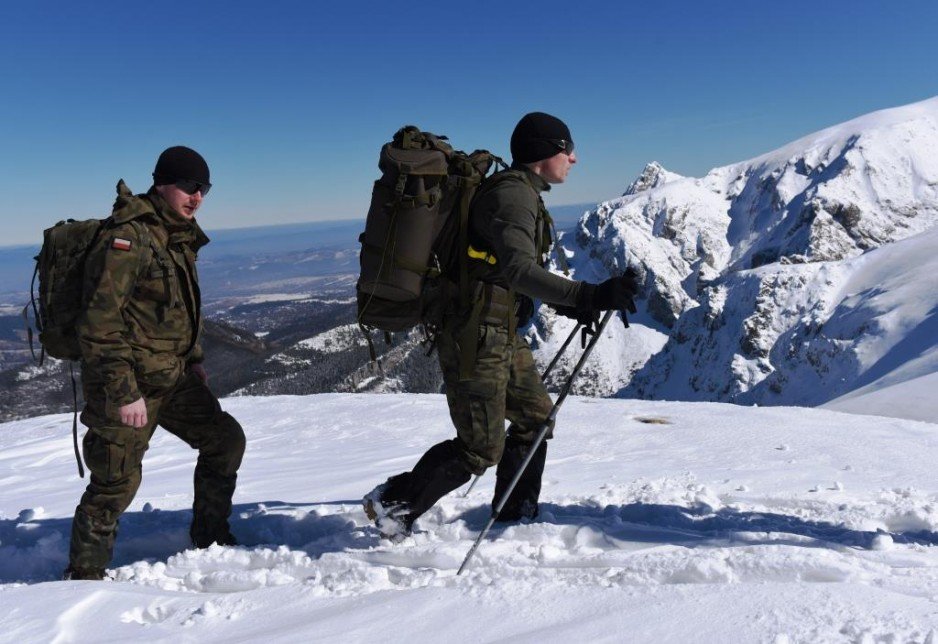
[365,112,640,539]
[65,146,245,580]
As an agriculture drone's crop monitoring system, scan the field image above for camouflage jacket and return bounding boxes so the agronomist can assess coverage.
[468,164,582,308]
[77,180,208,408]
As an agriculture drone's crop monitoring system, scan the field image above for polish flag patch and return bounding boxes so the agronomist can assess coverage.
[112,237,132,251]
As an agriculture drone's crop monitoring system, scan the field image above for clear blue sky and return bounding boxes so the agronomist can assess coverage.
[1,0,936,245]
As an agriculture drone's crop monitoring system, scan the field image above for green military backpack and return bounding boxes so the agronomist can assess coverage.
[26,218,110,363]
[24,216,117,478]
[356,126,504,353]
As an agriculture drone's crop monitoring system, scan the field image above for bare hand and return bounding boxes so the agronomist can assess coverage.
[119,398,148,428]
[191,363,208,383]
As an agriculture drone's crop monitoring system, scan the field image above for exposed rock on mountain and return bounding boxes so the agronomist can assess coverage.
[538,96,938,408]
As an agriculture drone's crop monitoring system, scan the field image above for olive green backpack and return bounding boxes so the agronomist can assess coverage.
[356,126,504,356]
[25,216,119,478]
[26,218,109,363]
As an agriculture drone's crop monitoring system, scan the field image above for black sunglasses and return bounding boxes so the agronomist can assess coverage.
[175,178,212,196]
[544,138,575,154]
[155,174,212,196]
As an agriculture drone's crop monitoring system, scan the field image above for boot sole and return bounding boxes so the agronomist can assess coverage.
[362,495,410,541]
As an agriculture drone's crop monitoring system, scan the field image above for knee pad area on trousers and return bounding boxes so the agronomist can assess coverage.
[203,413,246,473]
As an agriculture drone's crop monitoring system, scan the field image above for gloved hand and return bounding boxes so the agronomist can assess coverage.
[578,267,641,313]
[550,303,600,329]
[549,304,601,346]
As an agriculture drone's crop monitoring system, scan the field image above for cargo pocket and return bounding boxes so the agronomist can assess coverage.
[464,324,510,382]
[83,428,131,482]
[455,378,503,469]
[133,349,183,395]
[138,364,182,394]
[135,256,176,303]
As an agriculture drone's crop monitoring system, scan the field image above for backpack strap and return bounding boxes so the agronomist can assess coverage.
[23,260,44,365]
[455,178,480,378]
[457,172,484,314]
[542,209,570,276]
[510,171,571,276]
[69,362,85,478]
[469,169,569,275]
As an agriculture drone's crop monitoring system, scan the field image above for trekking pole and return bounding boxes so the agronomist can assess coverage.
[457,309,615,575]
[462,320,582,498]
[540,321,582,382]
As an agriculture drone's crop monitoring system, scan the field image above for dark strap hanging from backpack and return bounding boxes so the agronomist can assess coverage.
[23,262,45,365]
[69,362,85,478]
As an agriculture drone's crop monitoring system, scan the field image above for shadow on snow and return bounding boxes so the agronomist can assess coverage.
[0,499,373,584]
[454,501,938,550]
[3,498,936,584]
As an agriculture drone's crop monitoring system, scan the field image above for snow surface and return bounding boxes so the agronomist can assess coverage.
[2,394,937,642]
[824,371,938,425]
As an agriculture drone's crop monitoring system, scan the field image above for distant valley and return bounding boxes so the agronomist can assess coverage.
[0,209,590,420]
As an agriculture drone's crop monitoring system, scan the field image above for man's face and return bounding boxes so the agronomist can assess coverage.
[155,183,204,219]
[536,149,577,184]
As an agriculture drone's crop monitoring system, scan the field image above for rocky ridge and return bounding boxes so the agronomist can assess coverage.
[537,96,938,406]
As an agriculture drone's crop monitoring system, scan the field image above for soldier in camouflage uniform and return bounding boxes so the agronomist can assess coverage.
[364,113,640,539]
[64,147,245,580]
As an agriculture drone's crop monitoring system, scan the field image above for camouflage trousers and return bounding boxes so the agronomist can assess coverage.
[69,369,245,572]
[436,320,555,475]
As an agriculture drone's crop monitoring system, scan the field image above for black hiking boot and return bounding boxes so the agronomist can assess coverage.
[191,530,239,549]
[492,437,547,523]
[363,480,414,542]
[364,440,472,541]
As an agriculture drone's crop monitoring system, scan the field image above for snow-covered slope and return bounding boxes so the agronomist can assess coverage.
[2,394,937,642]
[541,96,938,417]
[824,371,938,424]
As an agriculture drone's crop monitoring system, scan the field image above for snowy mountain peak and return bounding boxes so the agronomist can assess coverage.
[623,161,683,196]
[544,96,938,411]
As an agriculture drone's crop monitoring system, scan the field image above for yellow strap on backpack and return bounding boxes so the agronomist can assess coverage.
[467,245,497,265]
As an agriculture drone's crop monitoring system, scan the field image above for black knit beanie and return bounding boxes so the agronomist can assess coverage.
[510,112,573,164]
[153,146,210,185]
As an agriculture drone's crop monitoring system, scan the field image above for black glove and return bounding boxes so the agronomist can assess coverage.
[581,268,640,313]
[551,304,600,329]
[550,304,601,346]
